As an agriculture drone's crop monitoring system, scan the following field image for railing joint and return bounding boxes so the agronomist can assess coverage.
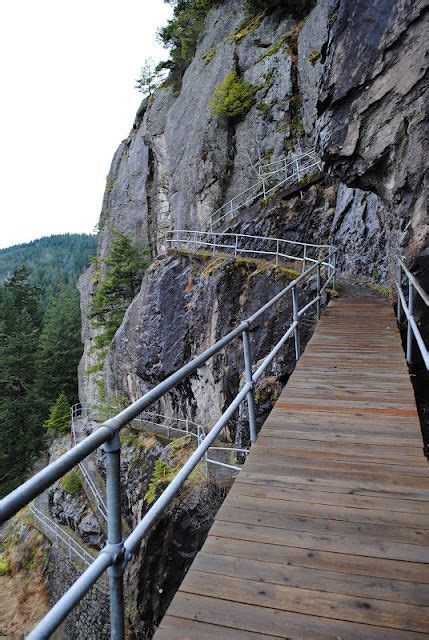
[102,431,121,453]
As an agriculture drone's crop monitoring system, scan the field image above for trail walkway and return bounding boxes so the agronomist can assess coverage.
[155,296,429,639]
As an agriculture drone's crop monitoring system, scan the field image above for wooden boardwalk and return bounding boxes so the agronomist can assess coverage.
[155,297,429,639]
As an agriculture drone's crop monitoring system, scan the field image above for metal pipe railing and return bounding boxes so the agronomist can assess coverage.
[396,257,429,370]
[164,229,334,271]
[1,247,337,639]
[203,148,322,231]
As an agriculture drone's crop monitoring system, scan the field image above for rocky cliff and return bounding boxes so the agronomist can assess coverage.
[73,0,427,636]
[79,0,427,405]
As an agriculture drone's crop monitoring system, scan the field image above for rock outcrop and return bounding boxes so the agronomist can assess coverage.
[317,0,428,278]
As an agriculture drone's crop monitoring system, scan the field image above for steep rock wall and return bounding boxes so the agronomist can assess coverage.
[105,252,314,436]
[317,0,428,278]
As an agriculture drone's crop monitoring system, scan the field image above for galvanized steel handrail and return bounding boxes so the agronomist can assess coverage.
[132,411,249,473]
[30,503,95,568]
[396,257,429,369]
[71,410,108,523]
[164,229,335,276]
[0,247,337,639]
[202,148,322,232]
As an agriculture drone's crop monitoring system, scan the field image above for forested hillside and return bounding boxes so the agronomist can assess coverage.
[0,234,96,497]
[0,234,97,304]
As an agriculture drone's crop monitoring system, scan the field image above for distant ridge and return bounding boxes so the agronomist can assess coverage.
[0,233,97,299]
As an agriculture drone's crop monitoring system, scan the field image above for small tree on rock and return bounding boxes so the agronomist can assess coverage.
[44,393,70,435]
[135,58,161,97]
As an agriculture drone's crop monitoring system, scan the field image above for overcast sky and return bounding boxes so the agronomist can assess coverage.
[0,0,172,249]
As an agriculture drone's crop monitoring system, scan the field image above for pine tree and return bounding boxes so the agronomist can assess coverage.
[44,393,70,435]
[90,232,149,349]
[0,267,43,497]
[37,284,82,410]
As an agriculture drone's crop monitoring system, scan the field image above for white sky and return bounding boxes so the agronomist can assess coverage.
[0,0,172,249]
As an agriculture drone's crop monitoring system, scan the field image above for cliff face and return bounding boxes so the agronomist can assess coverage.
[317,0,428,278]
[79,0,426,409]
[71,0,427,636]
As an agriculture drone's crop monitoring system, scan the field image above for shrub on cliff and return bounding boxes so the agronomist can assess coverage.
[44,393,70,435]
[209,71,257,119]
[61,471,82,496]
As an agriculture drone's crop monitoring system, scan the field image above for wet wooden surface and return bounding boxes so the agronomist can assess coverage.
[154,298,429,639]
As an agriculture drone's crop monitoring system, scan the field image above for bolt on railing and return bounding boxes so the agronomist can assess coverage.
[0,248,337,640]
[396,257,429,369]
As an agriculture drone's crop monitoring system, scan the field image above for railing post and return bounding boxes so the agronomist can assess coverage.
[275,239,279,267]
[292,286,301,360]
[316,262,321,321]
[235,234,238,258]
[262,178,266,199]
[397,262,402,323]
[242,330,257,444]
[302,244,307,273]
[103,433,125,640]
[406,279,414,365]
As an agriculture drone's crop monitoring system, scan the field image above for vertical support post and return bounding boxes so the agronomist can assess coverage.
[262,178,266,199]
[302,245,307,273]
[316,262,321,321]
[292,287,301,360]
[103,434,125,640]
[230,200,233,221]
[242,330,257,445]
[397,262,402,323]
[234,234,238,258]
[406,279,414,365]
[332,251,337,289]
[275,239,279,267]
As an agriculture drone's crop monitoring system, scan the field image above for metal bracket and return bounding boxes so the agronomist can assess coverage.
[102,432,121,453]
[104,541,126,576]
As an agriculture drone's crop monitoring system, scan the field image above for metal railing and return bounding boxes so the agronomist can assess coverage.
[0,248,336,639]
[132,411,249,474]
[396,257,429,370]
[202,147,322,232]
[71,411,108,524]
[30,503,95,569]
[30,503,108,592]
[164,229,335,277]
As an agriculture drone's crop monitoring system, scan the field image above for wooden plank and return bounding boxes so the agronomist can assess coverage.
[215,505,429,546]
[166,593,427,640]
[155,616,278,639]
[210,519,428,563]
[234,480,429,514]
[192,552,429,605]
[224,493,429,528]
[202,536,429,583]
[179,572,429,632]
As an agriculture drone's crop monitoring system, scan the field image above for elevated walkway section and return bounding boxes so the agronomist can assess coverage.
[155,297,429,639]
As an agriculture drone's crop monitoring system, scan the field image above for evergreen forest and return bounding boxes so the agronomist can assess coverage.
[0,234,96,497]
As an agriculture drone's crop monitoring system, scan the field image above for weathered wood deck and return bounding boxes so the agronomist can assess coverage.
[154,297,429,639]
